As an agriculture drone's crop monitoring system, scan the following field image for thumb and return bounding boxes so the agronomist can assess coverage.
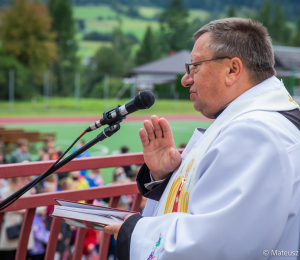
[169,147,182,168]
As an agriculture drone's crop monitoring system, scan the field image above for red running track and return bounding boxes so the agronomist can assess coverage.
[0,115,213,124]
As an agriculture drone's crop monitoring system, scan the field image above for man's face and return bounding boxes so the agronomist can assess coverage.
[181,32,228,119]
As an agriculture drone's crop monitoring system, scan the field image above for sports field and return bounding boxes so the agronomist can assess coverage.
[4,119,212,184]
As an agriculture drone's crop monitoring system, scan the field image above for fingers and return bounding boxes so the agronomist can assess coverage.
[103,225,114,235]
[140,116,173,144]
[159,118,173,139]
[104,224,122,240]
[143,120,155,141]
[139,128,149,147]
[151,115,163,138]
[124,213,134,221]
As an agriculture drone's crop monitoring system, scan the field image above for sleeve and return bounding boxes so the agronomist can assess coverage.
[128,119,295,260]
[116,214,143,260]
[136,163,173,201]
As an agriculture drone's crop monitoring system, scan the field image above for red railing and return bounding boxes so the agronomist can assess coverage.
[0,152,146,260]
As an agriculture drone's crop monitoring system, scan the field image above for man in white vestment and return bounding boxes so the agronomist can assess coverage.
[104,18,300,260]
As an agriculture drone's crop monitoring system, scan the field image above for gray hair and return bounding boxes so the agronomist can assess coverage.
[193,18,276,85]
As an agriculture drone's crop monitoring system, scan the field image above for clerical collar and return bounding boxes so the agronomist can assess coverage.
[214,107,226,119]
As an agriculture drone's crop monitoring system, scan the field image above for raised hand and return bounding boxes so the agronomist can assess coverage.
[139,115,182,181]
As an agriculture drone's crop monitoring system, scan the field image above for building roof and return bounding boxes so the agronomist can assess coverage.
[131,50,190,75]
[131,46,300,76]
[274,45,300,71]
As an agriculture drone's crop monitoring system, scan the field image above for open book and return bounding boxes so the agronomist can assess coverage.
[51,199,138,231]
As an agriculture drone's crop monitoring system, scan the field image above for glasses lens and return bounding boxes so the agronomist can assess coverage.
[185,63,190,74]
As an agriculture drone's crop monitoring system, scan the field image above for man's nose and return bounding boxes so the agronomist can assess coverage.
[181,73,194,88]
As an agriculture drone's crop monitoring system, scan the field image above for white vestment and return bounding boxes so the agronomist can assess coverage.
[130,76,300,260]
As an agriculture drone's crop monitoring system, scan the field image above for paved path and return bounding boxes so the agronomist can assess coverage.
[0,115,213,124]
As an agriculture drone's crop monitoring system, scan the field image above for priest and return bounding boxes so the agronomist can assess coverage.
[104,17,300,260]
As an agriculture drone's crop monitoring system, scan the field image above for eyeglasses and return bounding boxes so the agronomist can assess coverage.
[185,56,231,74]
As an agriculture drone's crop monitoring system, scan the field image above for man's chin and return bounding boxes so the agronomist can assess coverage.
[194,105,214,119]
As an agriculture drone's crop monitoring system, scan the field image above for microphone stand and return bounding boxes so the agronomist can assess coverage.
[0,123,121,211]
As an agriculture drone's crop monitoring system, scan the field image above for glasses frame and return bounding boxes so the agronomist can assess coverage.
[185,56,232,74]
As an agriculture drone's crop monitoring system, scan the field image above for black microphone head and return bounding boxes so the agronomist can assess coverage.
[134,91,155,109]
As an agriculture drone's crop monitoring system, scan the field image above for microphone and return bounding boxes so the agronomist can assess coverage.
[86,90,155,132]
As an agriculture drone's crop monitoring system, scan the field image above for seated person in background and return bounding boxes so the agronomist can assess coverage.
[108,198,130,260]
[43,178,59,223]
[73,140,91,176]
[127,166,141,182]
[0,151,8,196]
[112,167,129,184]
[27,207,50,260]
[120,146,132,177]
[0,178,34,260]
[10,138,31,163]
[179,143,187,149]
[49,178,73,260]
[69,171,89,190]
[59,178,72,191]
[0,178,8,199]
[42,174,58,193]
[82,229,97,260]
[0,150,6,164]
[39,137,61,161]
[86,169,104,187]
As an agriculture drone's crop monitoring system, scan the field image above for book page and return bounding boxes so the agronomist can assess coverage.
[58,205,128,220]
[53,208,123,226]
[55,199,138,217]
[56,200,115,211]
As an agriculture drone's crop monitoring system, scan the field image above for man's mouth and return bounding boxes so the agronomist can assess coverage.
[190,91,196,100]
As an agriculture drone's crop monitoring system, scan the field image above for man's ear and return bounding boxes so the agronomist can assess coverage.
[225,57,243,86]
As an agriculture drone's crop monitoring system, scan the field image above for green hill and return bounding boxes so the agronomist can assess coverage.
[74,5,210,59]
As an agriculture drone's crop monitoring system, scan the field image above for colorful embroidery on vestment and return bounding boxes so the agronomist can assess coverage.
[164,158,194,214]
[147,234,164,260]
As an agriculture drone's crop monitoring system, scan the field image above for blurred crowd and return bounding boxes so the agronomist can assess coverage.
[0,138,146,260]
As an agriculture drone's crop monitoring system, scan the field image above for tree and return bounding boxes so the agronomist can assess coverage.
[256,0,272,31]
[83,45,126,97]
[271,3,291,45]
[292,14,300,47]
[48,0,79,96]
[0,0,57,74]
[111,24,135,73]
[135,26,160,66]
[0,48,31,100]
[227,5,236,17]
[158,0,191,53]
[255,1,291,46]
[93,46,126,76]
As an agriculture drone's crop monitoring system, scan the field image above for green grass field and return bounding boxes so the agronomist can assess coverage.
[5,120,212,184]
[0,98,199,117]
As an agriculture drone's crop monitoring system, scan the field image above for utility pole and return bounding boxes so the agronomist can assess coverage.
[9,69,15,111]
[104,74,110,110]
[43,71,49,110]
[75,72,80,110]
